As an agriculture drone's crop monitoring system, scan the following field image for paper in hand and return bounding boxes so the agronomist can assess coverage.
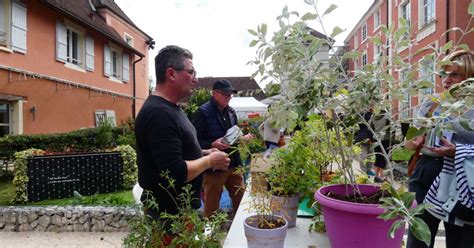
[222,125,242,145]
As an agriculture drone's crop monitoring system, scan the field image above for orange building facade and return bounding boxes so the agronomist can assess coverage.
[344,0,474,118]
[0,0,153,136]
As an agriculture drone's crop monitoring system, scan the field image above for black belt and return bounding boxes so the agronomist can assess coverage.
[420,154,444,161]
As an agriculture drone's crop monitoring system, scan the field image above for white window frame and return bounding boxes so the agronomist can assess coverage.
[362,51,368,67]
[66,27,84,67]
[419,0,435,28]
[1,1,27,53]
[0,102,10,137]
[0,0,11,48]
[373,44,382,61]
[361,23,368,42]
[374,8,381,30]
[104,43,129,83]
[57,20,89,71]
[400,1,411,36]
[354,33,358,49]
[111,48,122,80]
[399,69,411,119]
[419,57,435,96]
[124,33,134,47]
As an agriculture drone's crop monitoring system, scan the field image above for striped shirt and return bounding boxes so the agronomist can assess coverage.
[424,144,474,226]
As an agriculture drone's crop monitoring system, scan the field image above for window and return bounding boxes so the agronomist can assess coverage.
[0,0,27,53]
[56,21,94,71]
[400,1,411,38]
[104,44,130,82]
[419,58,435,96]
[362,52,368,66]
[0,0,9,46]
[67,28,82,65]
[111,49,120,78]
[0,103,10,137]
[421,0,435,26]
[124,33,134,46]
[374,9,381,29]
[354,33,358,48]
[399,70,411,118]
[374,44,382,61]
[361,23,367,42]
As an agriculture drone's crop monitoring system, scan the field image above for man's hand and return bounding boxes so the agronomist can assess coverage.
[211,138,230,150]
[429,138,456,157]
[241,133,255,141]
[207,151,230,170]
[202,148,219,156]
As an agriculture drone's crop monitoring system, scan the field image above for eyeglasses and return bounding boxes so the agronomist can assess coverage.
[173,68,197,77]
[439,70,463,79]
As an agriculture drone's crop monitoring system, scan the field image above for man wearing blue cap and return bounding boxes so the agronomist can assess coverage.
[193,79,245,218]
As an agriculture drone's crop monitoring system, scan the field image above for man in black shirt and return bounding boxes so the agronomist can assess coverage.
[135,45,229,219]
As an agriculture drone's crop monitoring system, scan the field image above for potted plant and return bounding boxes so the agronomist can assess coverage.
[266,115,340,227]
[240,176,288,248]
[246,1,473,247]
[123,171,227,248]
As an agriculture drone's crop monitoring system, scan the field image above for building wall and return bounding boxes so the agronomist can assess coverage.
[0,70,133,134]
[0,0,150,135]
[344,0,474,117]
[97,8,150,112]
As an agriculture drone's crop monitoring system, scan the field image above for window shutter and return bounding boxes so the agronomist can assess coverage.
[122,53,130,82]
[56,21,67,62]
[0,1,5,44]
[104,44,111,77]
[11,2,27,53]
[85,36,94,71]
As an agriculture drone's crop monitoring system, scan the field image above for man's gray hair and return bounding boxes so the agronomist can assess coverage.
[155,45,193,84]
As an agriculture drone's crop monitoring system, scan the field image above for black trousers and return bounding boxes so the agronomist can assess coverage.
[407,210,474,248]
[407,155,474,248]
[408,155,444,204]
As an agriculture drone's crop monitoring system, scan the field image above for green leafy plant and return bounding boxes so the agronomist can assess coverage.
[11,148,45,204]
[247,0,473,245]
[378,183,432,246]
[113,145,138,189]
[183,88,211,120]
[123,171,227,248]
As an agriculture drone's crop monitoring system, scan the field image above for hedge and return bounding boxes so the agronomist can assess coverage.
[0,123,135,160]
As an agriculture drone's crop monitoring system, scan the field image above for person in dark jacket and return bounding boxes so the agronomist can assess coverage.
[193,79,247,217]
[354,111,374,175]
[135,46,230,222]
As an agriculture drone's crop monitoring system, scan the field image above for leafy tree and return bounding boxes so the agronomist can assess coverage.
[264,82,281,97]
[183,88,211,120]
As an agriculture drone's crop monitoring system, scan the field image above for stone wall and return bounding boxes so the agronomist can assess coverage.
[0,206,141,232]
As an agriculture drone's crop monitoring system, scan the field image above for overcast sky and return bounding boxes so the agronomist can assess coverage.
[115,0,374,82]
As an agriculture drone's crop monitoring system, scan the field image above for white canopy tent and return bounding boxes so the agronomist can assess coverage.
[229,97,267,119]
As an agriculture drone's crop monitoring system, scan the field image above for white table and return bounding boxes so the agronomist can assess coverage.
[223,191,331,248]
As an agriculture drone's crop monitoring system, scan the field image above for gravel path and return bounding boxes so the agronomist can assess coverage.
[0,232,127,248]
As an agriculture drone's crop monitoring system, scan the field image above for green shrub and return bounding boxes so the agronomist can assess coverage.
[0,123,136,160]
[114,145,138,189]
[11,149,45,204]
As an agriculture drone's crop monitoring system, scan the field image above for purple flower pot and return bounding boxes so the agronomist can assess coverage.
[314,184,404,248]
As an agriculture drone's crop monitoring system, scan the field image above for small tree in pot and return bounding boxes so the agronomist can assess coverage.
[247,1,473,247]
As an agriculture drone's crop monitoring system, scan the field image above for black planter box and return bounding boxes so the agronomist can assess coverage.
[26,152,123,202]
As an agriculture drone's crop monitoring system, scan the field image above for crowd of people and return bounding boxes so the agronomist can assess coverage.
[134,44,473,248]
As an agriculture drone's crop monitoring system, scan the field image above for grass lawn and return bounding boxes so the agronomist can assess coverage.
[0,178,134,206]
[0,179,16,205]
